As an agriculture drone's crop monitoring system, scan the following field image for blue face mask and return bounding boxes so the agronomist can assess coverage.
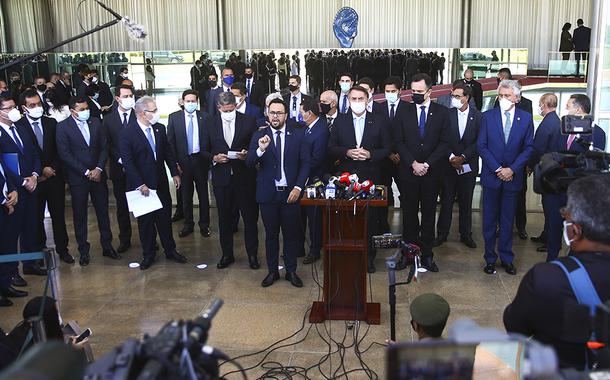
[223,75,235,86]
[92,93,99,101]
[184,102,198,113]
[77,109,90,122]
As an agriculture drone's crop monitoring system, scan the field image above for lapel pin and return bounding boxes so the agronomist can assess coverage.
[517,117,521,121]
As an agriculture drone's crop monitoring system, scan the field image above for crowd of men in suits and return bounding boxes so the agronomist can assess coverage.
[0,61,606,308]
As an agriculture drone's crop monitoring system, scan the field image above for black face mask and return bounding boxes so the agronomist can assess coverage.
[244,73,253,79]
[288,84,299,92]
[320,102,332,115]
[412,93,426,105]
[36,84,47,92]
[209,80,217,87]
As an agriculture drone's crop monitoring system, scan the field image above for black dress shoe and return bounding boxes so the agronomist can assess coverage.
[58,251,75,264]
[303,255,320,264]
[217,256,235,269]
[11,274,27,287]
[483,263,496,274]
[171,213,184,222]
[367,262,376,273]
[140,257,155,270]
[103,248,121,260]
[517,230,528,240]
[23,265,47,276]
[0,296,13,307]
[79,254,90,266]
[179,227,194,238]
[530,235,547,244]
[200,226,211,238]
[460,236,477,249]
[285,272,303,287]
[536,245,548,252]
[433,236,447,247]
[248,256,260,270]
[166,250,187,263]
[261,271,280,287]
[422,260,439,272]
[501,262,517,275]
[1,286,28,298]
[117,242,131,254]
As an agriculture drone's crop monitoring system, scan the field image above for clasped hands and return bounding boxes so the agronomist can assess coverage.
[496,167,514,182]
[412,161,429,176]
[346,148,371,161]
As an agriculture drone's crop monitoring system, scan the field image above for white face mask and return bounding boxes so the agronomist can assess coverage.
[7,108,22,122]
[339,82,351,93]
[350,101,366,114]
[563,221,575,247]
[27,106,44,119]
[451,97,464,109]
[385,92,398,103]
[149,111,160,125]
[220,110,236,122]
[499,97,514,112]
[120,97,135,110]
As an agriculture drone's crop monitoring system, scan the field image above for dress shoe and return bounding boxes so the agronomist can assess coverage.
[303,255,320,264]
[261,271,280,287]
[23,265,47,276]
[530,235,547,244]
[117,242,131,254]
[11,274,27,287]
[0,296,13,307]
[536,245,548,252]
[433,236,447,247]
[285,272,303,287]
[483,263,496,274]
[79,254,90,266]
[501,262,517,275]
[140,256,155,270]
[171,213,184,222]
[166,250,187,263]
[460,236,477,249]
[103,248,121,260]
[216,256,235,269]
[58,251,75,264]
[1,286,28,298]
[517,230,528,240]
[248,256,260,270]
[179,227,194,238]
[421,260,439,273]
[200,226,211,238]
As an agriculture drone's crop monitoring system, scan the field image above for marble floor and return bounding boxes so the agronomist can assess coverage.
[0,202,554,379]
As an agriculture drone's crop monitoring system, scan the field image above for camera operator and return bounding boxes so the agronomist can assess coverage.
[503,175,610,370]
[563,94,606,152]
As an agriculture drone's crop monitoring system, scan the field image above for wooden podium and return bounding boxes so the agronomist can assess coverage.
[301,198,386,325]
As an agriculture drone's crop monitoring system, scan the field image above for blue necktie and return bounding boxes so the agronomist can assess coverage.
[504,111,511,143]
[246,79,251,98]
[292,96,298,120]
[187,114,194,154]
[341,95,348,113]
[10,126,23,152]
[32,121,43,149]
[390,103,395,119]
[418,105,426,138]
[275,131,282,181]
[78,122,90,146]
[146,127,156,159]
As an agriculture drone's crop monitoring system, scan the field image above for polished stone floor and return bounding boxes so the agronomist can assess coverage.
[0,198,555,379]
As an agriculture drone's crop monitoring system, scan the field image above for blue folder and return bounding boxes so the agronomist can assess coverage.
[1,153,20,176]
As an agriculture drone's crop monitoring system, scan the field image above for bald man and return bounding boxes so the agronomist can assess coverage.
[319,90,338,130]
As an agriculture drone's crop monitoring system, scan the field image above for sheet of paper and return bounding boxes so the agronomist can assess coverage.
[456,164,472,175]
[227,151,240,159]
[125,189,163,217]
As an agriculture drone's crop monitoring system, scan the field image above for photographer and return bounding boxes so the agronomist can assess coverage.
[504,175,610,370]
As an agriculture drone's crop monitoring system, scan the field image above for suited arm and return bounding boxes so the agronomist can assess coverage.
[102,119,120,164]
[462,116,481,161]
[166,115,179,161]
[31,138,41,176]
[529,123,551,167]
[309,128,329,169]
[509,119,534,174]
[423,114,451,166]
[477,116,501,171]
[200,121,214,163]
[161,128,178,177]
[369,120,391,163]
[393,119,415,165]
[119,129,145,189]
[245,132,263,168]
[96,124,109,170]
[56,127,88,176]
[327,123,349,160]
[296,138,312,189]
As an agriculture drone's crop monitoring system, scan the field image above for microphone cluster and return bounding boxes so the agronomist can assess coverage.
[305,172,385,200]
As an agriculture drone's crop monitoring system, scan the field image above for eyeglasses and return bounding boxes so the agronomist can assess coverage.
[268,111,286,117]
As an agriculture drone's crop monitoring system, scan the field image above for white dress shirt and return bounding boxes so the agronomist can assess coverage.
[352,112,366,148]
[457,106,469,139]
[289,92,302,119]
[117,107,133,123]
[184,110,200,153]
[387,99,400,115]
[236,100,247,114]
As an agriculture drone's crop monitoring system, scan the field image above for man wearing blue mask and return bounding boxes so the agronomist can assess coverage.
[56,96,118,266]
[207,68,235,116]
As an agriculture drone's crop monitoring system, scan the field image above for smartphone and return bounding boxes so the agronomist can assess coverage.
[75,328,92,343]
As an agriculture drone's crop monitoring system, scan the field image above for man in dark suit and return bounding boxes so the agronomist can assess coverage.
[102,85,137,253]
[435,83,481,248]
[167,90,211,238]
[17,90,72,264]
[478,80,534,275]
[56,96,119,266]
[244,66,264,108]
[0,156,21,306]
[231,82,262,118]
[190,60,205,90]
[0,96,47,285]
[394,73,451,272]
[463,69,483,111]
[246,99,310,288]
[328,85,392,272]
[337,73,354,114]
[202,91,260,269]
[206,68,235,116]
[119,96,186,270]
[114,67,129,88]
[573,19,591,76]
[300,97,329,265]
[283,75,312,123]
[55,72,73,106]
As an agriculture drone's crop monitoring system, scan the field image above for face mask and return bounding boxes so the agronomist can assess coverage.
[538,106,544,116]
[6,108,22,122]
[92,93,99,101]
[120,97,135,110]
[76,109,90,122]
[563,221,575,247]
[122,73,128,78]
[350,101,366,114]
[27,106,44,119]
[149,111,160,125]
[385,92,398,104]
[184,102,198,113]
[412,92,426,105]
[288,84,299,92]
[223,75,235,85]
[209,80,217,87]
[92,77,99,83]
[220,110,236,122]
[196,64,202,68]
[244,73,253,79]
[320,102,332,115]
[36,84,47,92]
[499,97,513,111]
[451,97,464,109]
[339,82,351,93]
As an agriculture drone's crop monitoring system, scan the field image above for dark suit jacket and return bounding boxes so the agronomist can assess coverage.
[393,102,451,179]
[245,125,311,203]
[477,107,534,192]
[0,122,41,184]
[327,111,391,183]
[494,96,533,115]
[244,103,263,119]
[166,110,208,169]
[102,107,137,180]
[282,93,313,118]
[304,117,330,181]
[55,80,73,105]
[0,157,17,205]
[464,79,483,110]
[246,79,265,108]
[528,111,561,167]
[16,116,62,178]
[447,107,482,174]
[206,86,231,116]
[201,112,258,187]
[573,25,591,51]
[119,122,178,191]
[56,116,107,186]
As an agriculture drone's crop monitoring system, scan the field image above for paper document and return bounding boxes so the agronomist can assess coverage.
[227,151,241,159]
[125,189,163,217]
[456,164,472,175]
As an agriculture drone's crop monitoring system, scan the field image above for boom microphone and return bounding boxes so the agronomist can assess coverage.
[95,0,147,40]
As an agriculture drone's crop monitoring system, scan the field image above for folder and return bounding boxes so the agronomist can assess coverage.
[1,153,20,176]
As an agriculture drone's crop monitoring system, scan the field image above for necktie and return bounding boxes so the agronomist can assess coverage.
[246,80,251,97]
[187,114,194,154]
[10,126,23,152]
[122,112,128,128]
[32,121,43,149]
[226,87,230,92]
[567,134,576,149]
[292,96,297,119]
[390,103,395,119]
[418,106,426,138]
[145,127,156,159]
[504,111,511,143]
[341,95,347,113]
[275,131,282,181]
[223,120,233,147]
[79,122,90,146]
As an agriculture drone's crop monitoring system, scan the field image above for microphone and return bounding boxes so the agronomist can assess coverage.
[339,172,351,186]
[95,0,147,40]
[348,173,359,184]
[349,180,373,200]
